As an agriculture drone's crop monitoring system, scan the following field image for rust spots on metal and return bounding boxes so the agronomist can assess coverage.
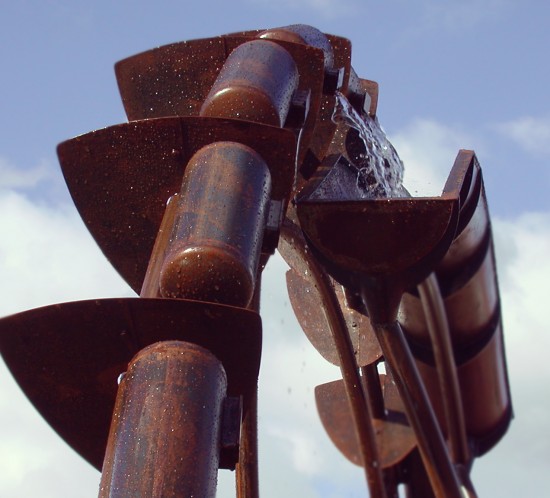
[315,374,416,469]
[200,40,299,127]
[159,142,272,307]
[0,298,261,470]
[57,117,296,293]
[99,341,227,498]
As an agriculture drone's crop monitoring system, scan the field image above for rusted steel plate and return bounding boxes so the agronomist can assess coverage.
[295,150,483,286]
[200,39,300,127]
[116,33,326,166]
[223,35,325,166]
[398,151,512,456]
[279,217,382,366]
[226,28,352,91]
[286,269,381,366]
[58,116,296,293]
[116,26,355,181]
[315,375,416,468]
[59,118,184,293]
[297,197,457,278]
[0,298,261,470]
[400,249,499,349]
[295,155,472,324]
[115,35,323,124]
[115,37,228,121]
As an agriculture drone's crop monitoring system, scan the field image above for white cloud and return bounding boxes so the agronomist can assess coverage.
[492,212,550,377]
[267,426,324,476]
[473,212,550,494]
[0,177,131,496]
[0,189,132,316]
[0,157,54,190]
[0,360,100,498]
[494,116,550,157]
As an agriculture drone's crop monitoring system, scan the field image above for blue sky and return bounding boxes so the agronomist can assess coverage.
[1,1,549,496]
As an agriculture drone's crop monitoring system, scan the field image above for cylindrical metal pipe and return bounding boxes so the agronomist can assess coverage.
[399,180,495,349]
[200,40,299,127]
[280,224,388,498]
[417,274,470,465]
[159,141,272,307]
[99,341,227,498]
[258,24,334,69]
[371,321,464,498]
[415,322,511,454]
[236,387,259,498]
[399,171,511,454]
[400,250,498,348]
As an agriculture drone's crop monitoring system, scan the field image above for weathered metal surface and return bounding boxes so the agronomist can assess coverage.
[398,151,512,456]
[115,37,227,120]
[115,32,321,124]
[373,322,464,498]
[159,142,271,306]
[200,40,299,127]
[285,269,381,366]
[279,220,388,497]
[115,31,324,165]
[415,320,512,456]
[297,195,458,322]
[0,298,261,470]
[115,26,355,181]
[280,211,381,367]
[295,150,484,323]
[295,152,484,498]
[140,194,180,298]
[297,195,458,280]
[0,23,512,498]
[401,250,499,347]
[259,24,334,67]
[99,341,227,498]
[315,374,416,468]
[399,154,498,348]
[57,117,296,293]
[417,275,469,465]
[254,25,344,171]
[228,27,352,95]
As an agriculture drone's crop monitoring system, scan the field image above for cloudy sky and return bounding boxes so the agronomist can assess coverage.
[1,1,549,496]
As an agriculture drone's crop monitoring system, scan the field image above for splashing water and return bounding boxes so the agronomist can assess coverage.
[332,92,408,198]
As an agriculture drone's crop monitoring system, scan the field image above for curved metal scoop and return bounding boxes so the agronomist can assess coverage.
[0,298,261,470]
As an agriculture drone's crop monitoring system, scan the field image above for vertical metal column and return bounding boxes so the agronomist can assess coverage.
[99,341,227,498]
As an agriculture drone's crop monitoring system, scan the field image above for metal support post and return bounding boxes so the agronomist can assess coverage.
[99,341,227,498]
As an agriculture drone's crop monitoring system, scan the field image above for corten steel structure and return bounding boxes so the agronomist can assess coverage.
[0,25,512,497]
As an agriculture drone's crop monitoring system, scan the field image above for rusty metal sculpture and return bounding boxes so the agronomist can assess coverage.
[0,25,511,497]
